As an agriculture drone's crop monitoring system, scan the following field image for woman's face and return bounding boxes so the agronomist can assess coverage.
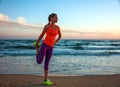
[51,15,58,23]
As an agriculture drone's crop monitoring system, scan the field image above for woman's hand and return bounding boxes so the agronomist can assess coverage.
[34,41,39,48]
[54,41,57,45]
[35,43,39,48]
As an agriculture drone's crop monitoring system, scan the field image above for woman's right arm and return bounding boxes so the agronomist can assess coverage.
[35,25,48,48]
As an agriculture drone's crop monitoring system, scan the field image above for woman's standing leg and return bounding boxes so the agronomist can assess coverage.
[44,47,53,80]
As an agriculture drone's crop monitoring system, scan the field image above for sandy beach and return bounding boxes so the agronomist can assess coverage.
[0,74,120,87]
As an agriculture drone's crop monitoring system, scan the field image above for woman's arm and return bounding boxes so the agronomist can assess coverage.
[55,26,62,44]
[35,25,48,48]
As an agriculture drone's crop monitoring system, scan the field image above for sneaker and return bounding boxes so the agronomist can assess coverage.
[43,79,53,86]
[33,41,40,55]
[33,41,40,47]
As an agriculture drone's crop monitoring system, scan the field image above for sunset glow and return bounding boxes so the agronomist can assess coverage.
[0,0,120,39]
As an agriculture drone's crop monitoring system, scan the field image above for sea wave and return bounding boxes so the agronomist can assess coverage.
[0,39,120,56]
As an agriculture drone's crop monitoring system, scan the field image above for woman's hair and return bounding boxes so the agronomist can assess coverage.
[48,13,57,24]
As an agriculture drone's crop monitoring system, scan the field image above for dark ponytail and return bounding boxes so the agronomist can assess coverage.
[48,13,57,25]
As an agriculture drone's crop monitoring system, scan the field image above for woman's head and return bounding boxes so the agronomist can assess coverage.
[48,13,58,24]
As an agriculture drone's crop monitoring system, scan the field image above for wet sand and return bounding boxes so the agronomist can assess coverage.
[0,74,120,87]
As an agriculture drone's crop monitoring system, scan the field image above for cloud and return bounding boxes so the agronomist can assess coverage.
[0,13,26,25]
[0,21,43,39]
[0,13,44,39]
[16,17,26,25]
[0,13,9,22]
[61,26,113,36]
[61,26,117,39]
[0,13,119,39]
[0,20,43,30]
[0,13,43,30]
[0,20,119,39]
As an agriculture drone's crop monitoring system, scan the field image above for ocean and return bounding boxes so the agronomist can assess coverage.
[0,39,120,75]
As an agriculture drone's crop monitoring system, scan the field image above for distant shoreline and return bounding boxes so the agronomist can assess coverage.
[0,38,120,40]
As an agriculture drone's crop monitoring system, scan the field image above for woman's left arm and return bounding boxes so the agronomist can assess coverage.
[55,26,62,44]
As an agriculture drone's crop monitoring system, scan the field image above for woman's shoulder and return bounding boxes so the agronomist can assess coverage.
[42,24,50,32]
[44,24,50,28]
[43,24,51,30]
[55,25,60,29]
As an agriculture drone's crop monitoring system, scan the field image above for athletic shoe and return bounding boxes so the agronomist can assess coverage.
[43,79,53,86]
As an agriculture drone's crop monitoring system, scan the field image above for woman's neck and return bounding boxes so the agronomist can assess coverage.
[50,23,56,30]
[50,21,55,25]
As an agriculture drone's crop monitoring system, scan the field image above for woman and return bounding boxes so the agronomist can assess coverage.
[35,13,61,85]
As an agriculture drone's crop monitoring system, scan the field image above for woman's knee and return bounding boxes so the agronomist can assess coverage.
[36,56,43,64]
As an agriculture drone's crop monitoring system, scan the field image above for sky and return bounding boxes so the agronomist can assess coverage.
[0,0,120,39]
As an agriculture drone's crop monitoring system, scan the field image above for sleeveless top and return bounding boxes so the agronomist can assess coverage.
[44,25,59,47]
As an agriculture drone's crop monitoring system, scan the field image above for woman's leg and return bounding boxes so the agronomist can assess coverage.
[36,43,47,64]
[44,70,48,80]
[44,47,53,80]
